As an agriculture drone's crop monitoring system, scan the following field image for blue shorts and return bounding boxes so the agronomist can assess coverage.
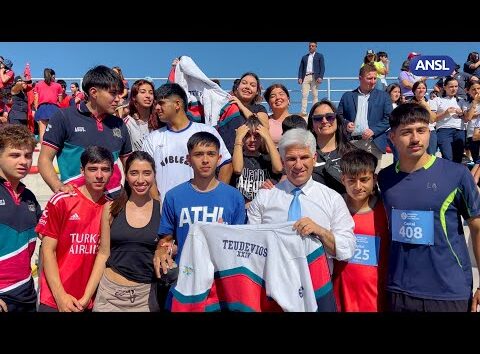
[35,103,60,121]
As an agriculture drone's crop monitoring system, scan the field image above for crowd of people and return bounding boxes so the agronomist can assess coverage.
[1,46,480,313]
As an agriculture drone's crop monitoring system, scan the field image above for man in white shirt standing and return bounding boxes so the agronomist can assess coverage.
[298,42,325,118]
[247,128,355,262]
[247,129,355,311]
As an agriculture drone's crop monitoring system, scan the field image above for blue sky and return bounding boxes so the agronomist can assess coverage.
[2,42,478,113]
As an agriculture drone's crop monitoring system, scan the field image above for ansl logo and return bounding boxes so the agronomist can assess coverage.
[410,55,456,77]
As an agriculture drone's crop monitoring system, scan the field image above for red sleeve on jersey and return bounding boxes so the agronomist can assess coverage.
[35,199,64,239]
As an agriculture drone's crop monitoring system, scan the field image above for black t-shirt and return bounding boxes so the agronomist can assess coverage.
[218,103,267,155]
[8,91,28,121]
[106,200,161,283]
[312,149,345,195]
[233,153,281,202]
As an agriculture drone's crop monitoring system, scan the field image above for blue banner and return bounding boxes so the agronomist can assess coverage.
[410,55,456,77]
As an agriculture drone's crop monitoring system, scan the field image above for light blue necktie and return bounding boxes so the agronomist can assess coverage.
[288,188,302,221]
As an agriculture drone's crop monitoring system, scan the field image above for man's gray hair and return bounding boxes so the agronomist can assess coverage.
[278,128,316,159]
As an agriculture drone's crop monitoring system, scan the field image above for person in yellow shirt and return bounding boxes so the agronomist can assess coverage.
[361,50,388,90]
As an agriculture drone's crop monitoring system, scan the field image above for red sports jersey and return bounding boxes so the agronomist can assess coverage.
[35,186,109,309]
[333,200,389,312]
[59,94,72,108]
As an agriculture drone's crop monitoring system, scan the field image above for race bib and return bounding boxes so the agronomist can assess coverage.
[391,209,434,245]
[350,234,379,266]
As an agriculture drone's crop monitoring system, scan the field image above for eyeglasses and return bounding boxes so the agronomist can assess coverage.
[312,113,336,123]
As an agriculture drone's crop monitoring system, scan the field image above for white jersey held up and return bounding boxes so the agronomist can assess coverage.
[171,222,336,312]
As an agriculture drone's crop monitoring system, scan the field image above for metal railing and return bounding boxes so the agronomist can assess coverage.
[38,76,437,114]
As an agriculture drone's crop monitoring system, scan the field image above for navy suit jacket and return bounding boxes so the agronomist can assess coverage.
[337,88,392,153]
[298,52,325,81]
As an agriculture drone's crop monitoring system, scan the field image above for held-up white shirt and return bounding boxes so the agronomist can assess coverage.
[247,177,355,261]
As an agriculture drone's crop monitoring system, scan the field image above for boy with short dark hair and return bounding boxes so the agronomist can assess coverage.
[333,149,389,312]
[379,103,480,312]
[38,65,131,197]
[232,117,283,207]
[143,83,232,203]
[281,114,308,133]
[36,146,114,312]
[154,132,245,278]
[0,125,41,312]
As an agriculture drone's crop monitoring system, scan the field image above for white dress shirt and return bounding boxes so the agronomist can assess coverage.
[247,177,355,261]
[306,53,315,74]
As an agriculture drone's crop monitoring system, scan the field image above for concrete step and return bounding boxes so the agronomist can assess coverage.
[24,144,56,209]
[22,174,54,209]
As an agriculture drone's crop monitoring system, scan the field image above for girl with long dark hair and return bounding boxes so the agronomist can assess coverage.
[307,99,356,194]
[82,151,162,312]
[123,79,163,151]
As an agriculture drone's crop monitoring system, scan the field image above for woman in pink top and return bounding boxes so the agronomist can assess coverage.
[34,68,62,143]
[264,84,291,146]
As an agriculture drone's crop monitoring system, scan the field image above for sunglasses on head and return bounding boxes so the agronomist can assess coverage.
[312,113,336,123]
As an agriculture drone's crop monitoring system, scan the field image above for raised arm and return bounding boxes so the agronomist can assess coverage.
[38,144,74,193]
[256,124,283,174]
[232,125,249,174]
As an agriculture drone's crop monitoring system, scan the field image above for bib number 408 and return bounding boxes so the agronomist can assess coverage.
[399,226,422,239]
[391,209,434,245]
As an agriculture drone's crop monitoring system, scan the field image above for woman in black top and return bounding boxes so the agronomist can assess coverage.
[307,99,356,194]
[8,76,32,126]
[82,151,162,312]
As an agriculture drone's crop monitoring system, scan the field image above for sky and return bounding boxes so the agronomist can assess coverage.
[1,42,479,113]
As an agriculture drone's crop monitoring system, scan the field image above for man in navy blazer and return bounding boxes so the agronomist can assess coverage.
[337,63,392,164]
[298,42,325,117]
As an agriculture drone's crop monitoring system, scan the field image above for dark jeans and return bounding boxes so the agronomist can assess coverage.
[156,282,172,312]
[467,137,480,162]
[38,303,93,312]
[426,129,438,155]
[38,303,59,312]
[0,298,36,312]
[0,278,37,312]
[387,291,471,312]
[436,128,465,163]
